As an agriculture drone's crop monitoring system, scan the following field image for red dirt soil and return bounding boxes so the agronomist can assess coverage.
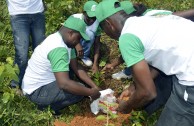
[54,112,130,126]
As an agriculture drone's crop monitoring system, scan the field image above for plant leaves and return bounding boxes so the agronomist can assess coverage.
[99,60,106,67]
[96,115,106,121]
[2,92,11,104]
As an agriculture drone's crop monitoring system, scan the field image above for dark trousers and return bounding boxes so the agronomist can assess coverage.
[156,77,194,126]
[26,81,84,112]
[144,72,173,115]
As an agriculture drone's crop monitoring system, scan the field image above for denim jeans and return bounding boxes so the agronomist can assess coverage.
[10,12,45,87]
[80,38,94,59]
[26,81,84,112]
[123,67,132,75]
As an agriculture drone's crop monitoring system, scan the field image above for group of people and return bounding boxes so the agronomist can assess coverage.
[7,0,194,125]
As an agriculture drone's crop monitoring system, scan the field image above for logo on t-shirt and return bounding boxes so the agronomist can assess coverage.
[91,5,96,12]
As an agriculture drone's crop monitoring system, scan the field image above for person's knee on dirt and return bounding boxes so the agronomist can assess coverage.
[22,16,101,114]
[74,1,101,73]
[95,0,194,125]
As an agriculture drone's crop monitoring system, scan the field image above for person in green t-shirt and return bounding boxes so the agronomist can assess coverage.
[103,0,194,80]
[95,0,194,125]
[22,16,101,115]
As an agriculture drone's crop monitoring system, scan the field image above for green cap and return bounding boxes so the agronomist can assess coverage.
[63,16,89,41]
[120,1,136,14]
[84,1,98,17]
[95,0,123,22]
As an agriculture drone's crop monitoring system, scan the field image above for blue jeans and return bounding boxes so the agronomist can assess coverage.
[80,38,94,59]
[26,81,84,112]
[10,12,45,87]
[123,67,132,75]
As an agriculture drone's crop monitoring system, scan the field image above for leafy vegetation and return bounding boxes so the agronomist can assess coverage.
[0,0,194,125]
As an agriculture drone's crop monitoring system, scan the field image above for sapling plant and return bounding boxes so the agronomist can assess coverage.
[96,100,118,126]
[91,71,105,87]
[96,93,118,126]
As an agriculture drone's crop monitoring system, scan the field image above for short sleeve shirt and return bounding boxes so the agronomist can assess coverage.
[48,47,76,72]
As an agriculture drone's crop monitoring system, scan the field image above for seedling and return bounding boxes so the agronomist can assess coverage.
[91,71,105,87]
[96,101,118,126]
[96,93,118,126]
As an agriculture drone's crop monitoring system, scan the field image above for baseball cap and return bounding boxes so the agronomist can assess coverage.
[95,0,123,22]
[120,1,136,14]
[63,16,89,41]
[84,1,98,17]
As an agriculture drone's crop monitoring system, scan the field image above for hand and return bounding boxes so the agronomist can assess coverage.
[90,88,101,100]
[116,100,132,114]
[75,43,84,58]
[116,85,135,113]
[118,84,135,100]
[102,63,114,71]
[92,64,99,74]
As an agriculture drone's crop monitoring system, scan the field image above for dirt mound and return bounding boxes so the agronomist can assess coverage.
[54,112,130,126]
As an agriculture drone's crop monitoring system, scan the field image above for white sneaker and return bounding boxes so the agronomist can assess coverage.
[82,58,93,67]
[112,70,132,80]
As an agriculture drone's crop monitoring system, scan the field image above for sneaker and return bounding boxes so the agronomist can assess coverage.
[112,70,132,80]
[81,58,93,67]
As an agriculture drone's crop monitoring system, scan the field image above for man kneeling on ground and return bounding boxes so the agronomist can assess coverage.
[22,16,101,115]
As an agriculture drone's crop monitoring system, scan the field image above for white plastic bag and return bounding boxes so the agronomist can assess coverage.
[90,88,118,115]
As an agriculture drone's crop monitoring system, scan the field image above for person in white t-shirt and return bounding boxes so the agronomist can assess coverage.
[103,0,194,80]
[22,16,100,115]
[6,0,46,88]
[74,1,101,73]
[95,0,194,125]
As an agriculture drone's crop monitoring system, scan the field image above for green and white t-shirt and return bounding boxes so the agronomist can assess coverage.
[72,13,101,42]
[143,9,173,16]
[119,15,194,86]
[22,32,76,94]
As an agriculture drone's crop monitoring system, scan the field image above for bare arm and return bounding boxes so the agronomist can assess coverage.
[111,55,124,67]
[173,9,194,19]
[150,66,160,79]
[102,55,124,71]
[92,36,100,73]
[54,72,94,96]
[117,60,157,113]
[75,43,84,58]
[54,58,100,100]
[70,58,99,89]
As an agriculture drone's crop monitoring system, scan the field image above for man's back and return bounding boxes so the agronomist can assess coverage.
[120,15,194,85]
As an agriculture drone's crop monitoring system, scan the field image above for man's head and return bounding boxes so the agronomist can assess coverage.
[120,0,136,14]
[83,1,98,25]
[61,16,89,48]
[95,0,127,40]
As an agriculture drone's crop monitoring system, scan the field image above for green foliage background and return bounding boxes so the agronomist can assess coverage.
[0,0,194,125]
